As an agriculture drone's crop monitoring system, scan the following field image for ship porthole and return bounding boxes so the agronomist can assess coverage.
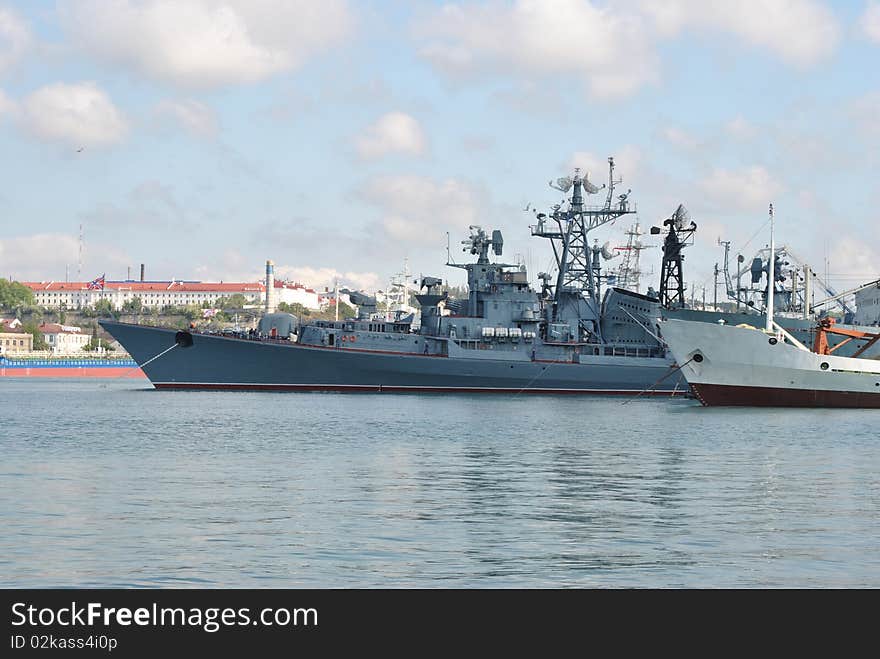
[820,362,829,371]
[692,353,704,363]
[768,337,778,345]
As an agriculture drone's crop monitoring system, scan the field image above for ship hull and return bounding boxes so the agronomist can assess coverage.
[661,319,880,408]
[690,383,880,408]
[100,321,686,394]
[665,308,880,359]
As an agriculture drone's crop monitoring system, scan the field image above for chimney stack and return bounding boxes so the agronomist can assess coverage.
[265,260,276,313]
[140,264,145,282]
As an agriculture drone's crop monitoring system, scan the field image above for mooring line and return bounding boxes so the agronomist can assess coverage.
[514,358,556,396]
[621,357,695,405]
[116,342,178,379]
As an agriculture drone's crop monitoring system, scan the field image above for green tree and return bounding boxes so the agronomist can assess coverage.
[93,299,116,318]
[84,335,115,352]
[277,301,311,316]
[332,301,357,320]
[182,305,201,321]
[215,294,248,310]
[0,280,34,310]
[21,321,49,350]
[121,296,143,314]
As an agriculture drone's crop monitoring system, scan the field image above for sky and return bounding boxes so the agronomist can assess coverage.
[0,0,878,298]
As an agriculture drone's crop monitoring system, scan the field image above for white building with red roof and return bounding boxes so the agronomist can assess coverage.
[0,318,32,354]
[38,323,90,354]
[23,278,325,311]
[24,280,267,311]
[274,281,322,310]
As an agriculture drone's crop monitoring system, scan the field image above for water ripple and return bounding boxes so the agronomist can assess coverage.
[1,379,878,587]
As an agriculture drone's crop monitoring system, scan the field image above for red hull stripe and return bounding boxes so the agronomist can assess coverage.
[152,382,681,395]
[0,367,145,378]
[691,383,880,408]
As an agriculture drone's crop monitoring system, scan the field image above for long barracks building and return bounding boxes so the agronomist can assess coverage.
[23,279,325,311]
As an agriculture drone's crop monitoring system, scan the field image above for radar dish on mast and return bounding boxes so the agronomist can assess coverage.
[600,241,618,260]
[581,173,602,194]
[672,204,690,229]
[549,176,573,193]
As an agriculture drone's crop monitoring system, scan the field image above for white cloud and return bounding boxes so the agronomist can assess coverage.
[61,0,354,89]
[640,0,839,66]
[155,99,218,138]
[565,146,642,182]
[189,251,382,291]
[724,116,758,140]
[849,92,880,138]
[360,175,485,246]
[20,82,128,147]
[829,237,880,281]
[273,266,382,292]
[0,87,15,116]
[354,112,427,159]
[0,7,31,75]
[415,0,658,100]
[660,126,701,150]
[416,1,839,100]
[192,249,255,282]
[0,233,130,281]
[862,1,880,42]
[698,165,784,213]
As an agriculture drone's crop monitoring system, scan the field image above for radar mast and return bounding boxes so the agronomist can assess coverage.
[531,157,636,336]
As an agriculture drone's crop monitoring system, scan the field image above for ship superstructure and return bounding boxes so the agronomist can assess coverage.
[102,159,684,393]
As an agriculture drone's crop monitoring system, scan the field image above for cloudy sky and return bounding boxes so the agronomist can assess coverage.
[1,0,878,297]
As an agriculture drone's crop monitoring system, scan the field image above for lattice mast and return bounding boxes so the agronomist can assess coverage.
[614,221,651,293]
[654,205,697,309]
[531,157,635,317]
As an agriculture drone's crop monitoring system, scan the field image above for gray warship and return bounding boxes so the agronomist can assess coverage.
[103,159,688,393]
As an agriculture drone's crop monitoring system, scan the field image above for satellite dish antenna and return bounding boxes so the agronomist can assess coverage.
[581,173,602,194]
[549,176,573,193]
[672,204,690,229]
[601,241,618,260]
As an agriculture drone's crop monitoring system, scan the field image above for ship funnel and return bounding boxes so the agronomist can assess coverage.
[265,260,276,313]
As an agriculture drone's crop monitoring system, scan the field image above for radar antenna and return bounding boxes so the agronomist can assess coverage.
[651,204,697,309]
[531,157,633,325]
[460,225,504,264]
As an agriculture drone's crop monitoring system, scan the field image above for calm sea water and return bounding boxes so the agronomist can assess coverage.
[1,378,878,588]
